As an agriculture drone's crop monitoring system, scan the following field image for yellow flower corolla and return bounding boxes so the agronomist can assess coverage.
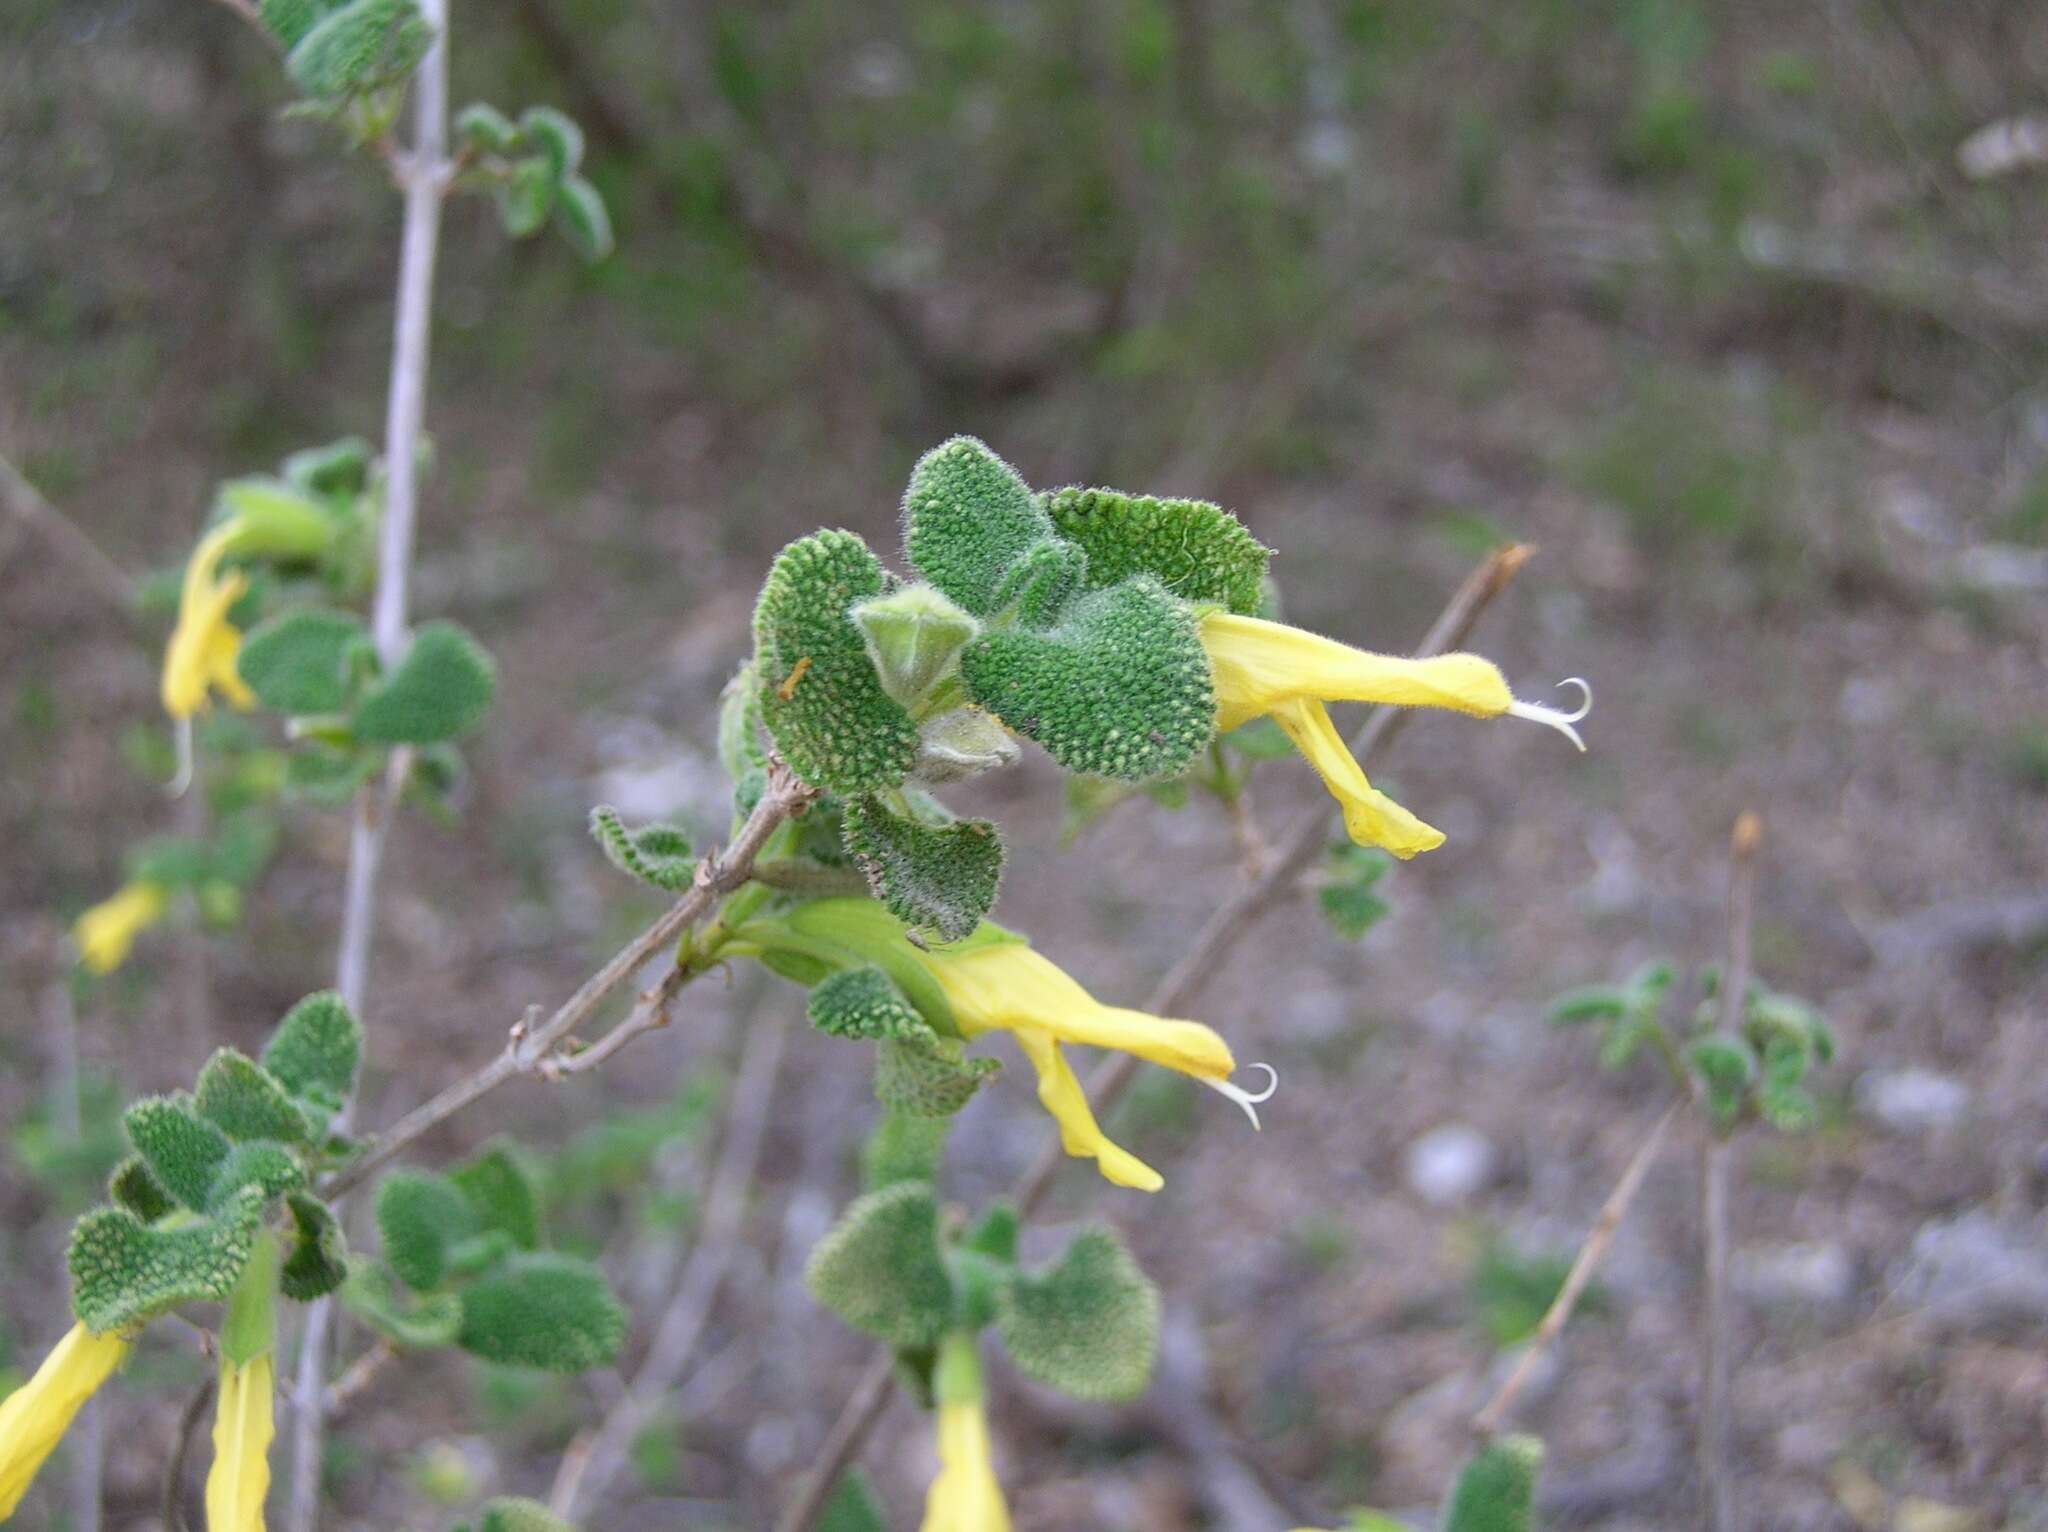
[1199,611,1589,859]
[206,1352,274,1532]
[163,521,259,721]
[757,899,1274,1193]
[0,1323,130,1517]
[72,879,170,974]
[921,1335,1009,1532]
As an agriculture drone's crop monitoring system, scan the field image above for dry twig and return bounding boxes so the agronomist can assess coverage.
[0,453,139,620]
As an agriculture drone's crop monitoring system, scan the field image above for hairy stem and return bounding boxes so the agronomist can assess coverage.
[290,6,452,1527]
[771,542,1533,1532]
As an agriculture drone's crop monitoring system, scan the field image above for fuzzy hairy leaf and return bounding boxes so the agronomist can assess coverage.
[281,436,373,497]
[259,0,335,50]
[1545,986,1630,1026]
[1441,1435,1543,1532]
[341,1257,463,1348]
[961,576,1216,781]
[990,537,1089,627]
[449,1142,543,1252]
[1041,486,1272,616]
[588,805,696,892]
[901,436,1051,617]
[261,990,361,1110]
[553,175,614,262]
[69,1185,267,1333]
[453,102,519,154]
[997,1227,1160,1402]
[1690,1035,1758,1130]
[351,621,496,744]
[207,1141,305,1210]
[497,156,556,238]
[195,1049,311,1144]
[804,1182,952,1348]
[807,966,930,1042]
[754,530,920,794]
[457,1253,625,1371]
[519,106,584,176]
[843,796,1002,943]
[281,1192,350,1301]
[875,1034,999,1118]
[237,608,366,715]
[376,1170,480,1292]
[479,1499,577,1532]
[286,0,431,98]
[108,1156,176,1224]
[124,1096,232,1212]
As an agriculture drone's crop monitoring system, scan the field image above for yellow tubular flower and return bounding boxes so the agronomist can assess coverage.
[162,522,258,721]
[0,1323,130,1517]
[773,899,1274,1193]
[921,1335,1010,1532]
[72,880,170,975]
[1199,610,1590,859]
[206,1352,274,1532]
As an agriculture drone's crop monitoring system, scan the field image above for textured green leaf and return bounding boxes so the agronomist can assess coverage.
[553,175,614,262]
[341,1256,463,1348]
[497,156,556,239]
[108,1156,176,1224]
[1041,486,1272,616]
[1545,986,1630,1026]
[376,1170,480,1291]
[238,608,366,715]
[807,966,929,1042]
[1689,1035,1758,1129]
[453,102,519,154]
[262,990,362,1109]
[207,1141,305,1210]
[804,1183,952,1348]
[286,0,431,98]
[961,576,1215,781]
[875,1034,999,1118]
[588,805,696,892]
[901,436,1051,617]
[842,796,1002,943]
[753,530,920,794]
[1441,1435,1543,1532]
[449,1142,542,1252]
[1320,842,1392,941]
[457,1253,625,1371]
[997,1227,1159,1402]
[124,1096,232,1212]
[281,435,373,497]
[281,1192,350,1301]
[520,106,584,176]
[351,622,496,744]
[990,537,1089,627]
[284,744,377,806]
[69,1185,267,1333]
[259,0,335,50]
[195,1049,311,1144]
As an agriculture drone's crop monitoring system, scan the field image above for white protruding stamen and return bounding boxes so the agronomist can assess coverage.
[1203,1062,1280,1131]
[167,715,195,798]
[1506,677,1592,753]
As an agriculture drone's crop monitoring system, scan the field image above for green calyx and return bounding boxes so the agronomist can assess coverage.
[850,583,980,712]
[754,531,921,795]
[221,1230,282,1366]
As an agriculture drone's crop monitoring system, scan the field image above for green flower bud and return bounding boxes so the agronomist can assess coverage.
[850,583,979,710]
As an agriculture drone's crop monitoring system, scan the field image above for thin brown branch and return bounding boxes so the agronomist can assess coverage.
[322,763,815,1201]
[1700,809,1760,1532]
[161,1377,217,1532]
[548,1009,791,1518]
[0,453,140,621]
[322,1341,396,1416]
[1471,1101,1682,1438]
[771,543,1534,1532]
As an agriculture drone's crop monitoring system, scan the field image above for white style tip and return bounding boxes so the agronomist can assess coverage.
[1203,1062,1280,1130]
[1506,677,1591,752]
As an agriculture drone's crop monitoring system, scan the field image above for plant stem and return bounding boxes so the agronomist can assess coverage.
[1700,810,1760,1532]
[770,543,1533,1532]
[290,5,452,1526]
[1470,1101,1681,1438]
[0,452,140,622]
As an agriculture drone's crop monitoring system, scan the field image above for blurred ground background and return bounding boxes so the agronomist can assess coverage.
[4,1,2048,1528]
